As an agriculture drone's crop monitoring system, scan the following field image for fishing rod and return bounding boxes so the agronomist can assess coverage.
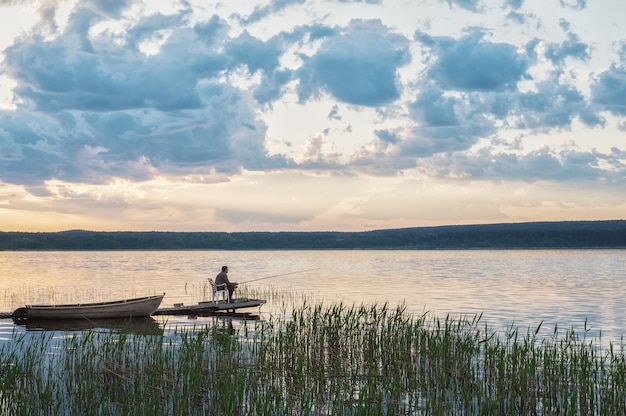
[239,268,321,284]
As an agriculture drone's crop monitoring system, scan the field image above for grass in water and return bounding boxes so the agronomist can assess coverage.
[1,302,625,415]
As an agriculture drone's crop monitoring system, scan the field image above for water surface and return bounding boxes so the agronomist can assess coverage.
[1,250,624,342]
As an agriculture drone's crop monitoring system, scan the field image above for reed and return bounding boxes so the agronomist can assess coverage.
[1,302,625,415]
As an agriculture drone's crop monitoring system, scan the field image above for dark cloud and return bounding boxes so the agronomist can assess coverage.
[505,0,524,9]
[409,86,459,127]
[405,79,600,168]
[560,0,586,10]
[445,0,481,12]
[428,147,620,183]
[4,26,214,112]
[225,31,283,73]
[545,33,589,64]
[400,122,492,158]
[193,15,230,46]
[416,29,531,92]
[407,28,600,162]
[404,85,496,161]
[354,115,494,175]
[297,19,410,106]
[0,111,73,183]
[0,5,293,186]
[591,65,626,116]
[86,0,133,17]
[328,105,341,121]
[374,129,398,144]
[389,24,611,181]
[239,0,306,25]
[506,11,525,24]
[307,24,339,41]
[125,11,191,51]
[253,69,293,105]
[225,31,294,104]
[515,81,593,129]
[0,0,623,191]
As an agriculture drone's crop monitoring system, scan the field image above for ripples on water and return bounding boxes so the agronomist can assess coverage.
[1,249,625,343]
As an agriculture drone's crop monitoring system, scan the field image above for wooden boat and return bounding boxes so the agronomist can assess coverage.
[12,294,165,324]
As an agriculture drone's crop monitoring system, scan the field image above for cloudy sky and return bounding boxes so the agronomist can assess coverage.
[0,0,624,232]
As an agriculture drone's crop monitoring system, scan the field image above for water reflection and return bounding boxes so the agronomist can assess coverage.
[21,316,163,335]
[1,249,625,342]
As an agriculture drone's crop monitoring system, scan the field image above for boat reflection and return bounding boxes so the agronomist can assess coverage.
[23,316,163,335]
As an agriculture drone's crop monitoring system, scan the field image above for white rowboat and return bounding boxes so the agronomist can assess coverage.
[12,294,164,323]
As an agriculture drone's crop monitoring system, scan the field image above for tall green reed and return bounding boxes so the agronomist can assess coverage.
[1,301,626,415]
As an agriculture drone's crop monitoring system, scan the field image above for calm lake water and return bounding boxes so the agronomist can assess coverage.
[1,249,625,342]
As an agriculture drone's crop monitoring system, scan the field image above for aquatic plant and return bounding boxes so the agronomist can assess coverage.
[0,302,625,415]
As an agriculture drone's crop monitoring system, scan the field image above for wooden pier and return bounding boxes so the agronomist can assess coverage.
[153,298,266,318]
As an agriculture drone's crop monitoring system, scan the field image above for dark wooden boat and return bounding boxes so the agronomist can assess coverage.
[12,294,165,324]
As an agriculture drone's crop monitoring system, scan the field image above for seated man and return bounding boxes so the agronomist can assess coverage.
[214,265,238,302]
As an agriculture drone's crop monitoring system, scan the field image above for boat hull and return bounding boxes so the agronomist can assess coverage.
[14,294,164,322]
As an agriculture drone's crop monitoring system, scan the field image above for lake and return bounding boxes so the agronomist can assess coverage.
[1,249,625,342]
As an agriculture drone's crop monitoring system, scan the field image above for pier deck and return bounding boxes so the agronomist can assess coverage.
[153,298,266,318]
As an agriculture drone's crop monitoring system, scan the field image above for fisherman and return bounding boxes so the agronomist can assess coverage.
[215,265,238,302]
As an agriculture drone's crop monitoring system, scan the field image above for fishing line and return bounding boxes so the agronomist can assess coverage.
[239,268,321,284]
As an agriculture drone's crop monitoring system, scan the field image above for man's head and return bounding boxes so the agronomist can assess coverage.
[222,265,229,272]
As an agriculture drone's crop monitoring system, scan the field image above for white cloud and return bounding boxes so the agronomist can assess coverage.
[0,0,624,231]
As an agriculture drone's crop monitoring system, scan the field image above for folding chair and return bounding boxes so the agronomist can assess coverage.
[208,278,230,303]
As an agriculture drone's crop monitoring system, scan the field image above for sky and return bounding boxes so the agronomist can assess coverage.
[0,0,624,232]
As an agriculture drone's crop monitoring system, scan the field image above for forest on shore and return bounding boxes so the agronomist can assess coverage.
[0,220,624,250]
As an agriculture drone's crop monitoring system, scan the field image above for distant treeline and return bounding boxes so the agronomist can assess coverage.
[0,220,624,250]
